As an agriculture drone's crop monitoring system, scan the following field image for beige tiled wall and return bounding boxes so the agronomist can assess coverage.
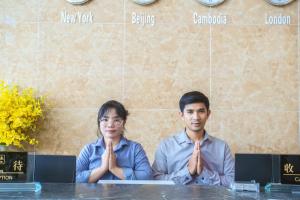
[1,0,299,162]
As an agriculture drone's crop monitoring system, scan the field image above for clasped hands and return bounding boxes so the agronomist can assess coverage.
[100,140,119,174]
[188,141,203,176]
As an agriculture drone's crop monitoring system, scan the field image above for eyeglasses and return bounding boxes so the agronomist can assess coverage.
[100,118,123,126]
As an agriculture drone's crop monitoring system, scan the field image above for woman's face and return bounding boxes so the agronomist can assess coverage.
[99,108,124,140]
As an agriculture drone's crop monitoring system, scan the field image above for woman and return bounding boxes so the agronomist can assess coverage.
[76,100,152,183]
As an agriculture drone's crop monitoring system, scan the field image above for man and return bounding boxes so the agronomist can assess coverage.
[152,91,234,186]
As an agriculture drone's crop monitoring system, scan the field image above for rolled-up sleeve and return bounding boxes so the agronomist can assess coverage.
[122,143,152,180]
[152,142,193,185]
[76,145,92,183]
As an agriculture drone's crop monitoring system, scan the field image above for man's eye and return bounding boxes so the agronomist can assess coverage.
[101,118,108,122]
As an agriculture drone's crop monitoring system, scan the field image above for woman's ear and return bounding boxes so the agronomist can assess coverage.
[97,127,102,137]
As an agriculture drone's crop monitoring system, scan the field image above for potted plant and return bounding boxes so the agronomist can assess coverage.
[0,81,45,151]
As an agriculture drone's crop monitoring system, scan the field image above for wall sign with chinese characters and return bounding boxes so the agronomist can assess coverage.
[281,155,300,184]
[0,152,27,182]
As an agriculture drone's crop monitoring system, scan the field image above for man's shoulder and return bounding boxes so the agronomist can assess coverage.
[207,134,229,147]
[159,131,185,147]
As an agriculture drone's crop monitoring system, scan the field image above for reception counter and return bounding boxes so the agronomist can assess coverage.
[0,183,298,200]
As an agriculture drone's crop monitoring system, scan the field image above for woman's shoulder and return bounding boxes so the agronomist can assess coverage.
[81,138,102,152]
[123,137,144,149]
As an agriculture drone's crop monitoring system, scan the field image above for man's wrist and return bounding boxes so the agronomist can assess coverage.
[109,166,119,173]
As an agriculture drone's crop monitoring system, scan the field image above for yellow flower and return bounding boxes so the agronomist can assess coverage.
[0,81,44,148]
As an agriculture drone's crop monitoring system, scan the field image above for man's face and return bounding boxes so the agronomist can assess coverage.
[180,102,210,134]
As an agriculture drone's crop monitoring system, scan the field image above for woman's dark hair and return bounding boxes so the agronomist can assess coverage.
[179,91,210,112]
[97,100,129,130]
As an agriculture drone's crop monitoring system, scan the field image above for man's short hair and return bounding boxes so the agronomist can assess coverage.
[179,91,210,112]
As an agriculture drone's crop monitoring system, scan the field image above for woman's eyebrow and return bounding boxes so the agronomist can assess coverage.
[102,115,121,119]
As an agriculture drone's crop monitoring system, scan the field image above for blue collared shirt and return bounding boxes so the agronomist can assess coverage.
[76,136,152,182]
[152,130,235,186]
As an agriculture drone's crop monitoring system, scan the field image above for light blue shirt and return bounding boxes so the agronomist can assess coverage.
[152,130,235,186]
[76,136,152,182]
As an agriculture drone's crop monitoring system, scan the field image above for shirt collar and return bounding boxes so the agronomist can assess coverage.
[95,136,129,151]
[176,130,193,144]
[95,137,105,148]
[200,131,211,146]
[176,129,212,144]
[115,136,129,151]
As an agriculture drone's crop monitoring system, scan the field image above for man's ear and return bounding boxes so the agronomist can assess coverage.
[207,109,211,118]
[179,111,184,120]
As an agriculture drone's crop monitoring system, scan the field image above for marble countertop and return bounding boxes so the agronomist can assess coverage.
[0,183,298,200]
